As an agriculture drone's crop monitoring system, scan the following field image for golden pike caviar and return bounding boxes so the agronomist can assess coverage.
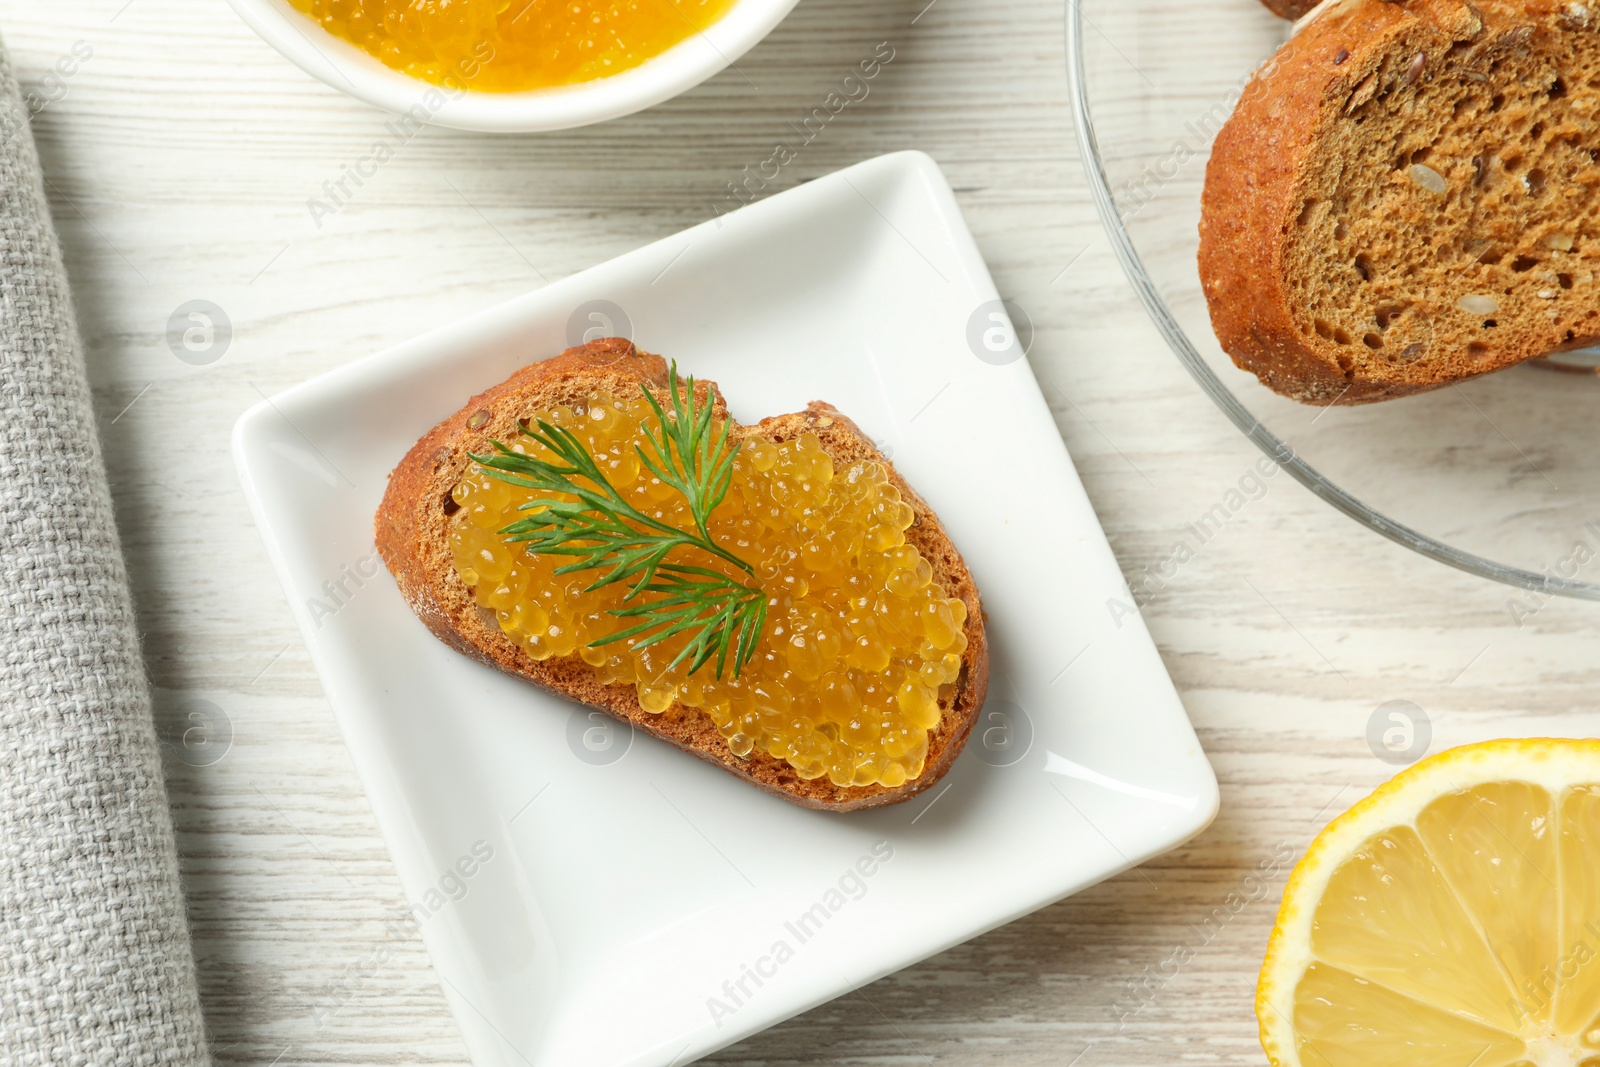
[287,0,740,93]
[448,391,970,789]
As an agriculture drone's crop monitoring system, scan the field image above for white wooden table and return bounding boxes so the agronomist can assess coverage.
[5,1,1596,1063]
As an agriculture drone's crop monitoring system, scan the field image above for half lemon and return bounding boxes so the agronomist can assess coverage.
[1259,738,1600,1067]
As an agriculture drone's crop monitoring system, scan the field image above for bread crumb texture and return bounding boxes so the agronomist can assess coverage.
[1201,0,1600,403]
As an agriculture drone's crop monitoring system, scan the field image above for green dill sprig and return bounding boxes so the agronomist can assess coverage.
[469,363,767,679]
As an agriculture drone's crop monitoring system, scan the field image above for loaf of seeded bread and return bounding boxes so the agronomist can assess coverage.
[1201,0,1599,403]
[374,339,989,811]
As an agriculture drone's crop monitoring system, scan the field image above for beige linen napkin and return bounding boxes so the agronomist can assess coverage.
[0,38,210,1066]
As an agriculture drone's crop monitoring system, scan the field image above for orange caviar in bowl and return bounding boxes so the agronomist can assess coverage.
[447,390,970,789]
[286,0,742,92]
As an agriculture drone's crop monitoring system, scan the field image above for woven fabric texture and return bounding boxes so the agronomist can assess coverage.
[0,41,210,1067]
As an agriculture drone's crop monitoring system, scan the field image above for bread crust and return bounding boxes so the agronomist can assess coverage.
[1262,0,1320,20]
[375,339,989,812]
[1200,0,1598,404]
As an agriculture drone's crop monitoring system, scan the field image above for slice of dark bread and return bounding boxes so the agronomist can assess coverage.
[1200,0,1600,404]
[375,339,989,812]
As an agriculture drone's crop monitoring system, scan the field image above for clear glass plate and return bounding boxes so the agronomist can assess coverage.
[1067,0,1600,602]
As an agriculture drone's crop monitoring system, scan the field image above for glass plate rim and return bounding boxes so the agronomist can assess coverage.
[1062,0,1600,603]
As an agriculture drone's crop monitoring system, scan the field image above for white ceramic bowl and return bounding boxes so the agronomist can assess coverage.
[225,0,801,132]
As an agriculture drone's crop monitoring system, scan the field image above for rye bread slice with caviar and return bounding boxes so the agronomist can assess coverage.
[1200,0,1600,404]
[374,338,989,812]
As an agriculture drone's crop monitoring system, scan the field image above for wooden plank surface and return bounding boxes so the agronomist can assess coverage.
[3,1,1597,1064]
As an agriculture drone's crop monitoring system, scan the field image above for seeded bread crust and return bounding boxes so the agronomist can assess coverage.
[374,338,989,812]
[1200,0,1600,404]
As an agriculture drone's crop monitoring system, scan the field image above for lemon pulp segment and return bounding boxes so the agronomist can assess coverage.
[1288,775,1600,1067]
[287,0,740,92]
[447,390,969,789]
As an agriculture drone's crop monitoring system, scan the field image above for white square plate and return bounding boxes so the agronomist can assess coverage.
[234,151,1218,1067]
